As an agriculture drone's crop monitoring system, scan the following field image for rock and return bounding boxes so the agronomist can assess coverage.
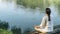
[52,25,60,34]
[54,25,60,29]
[52,28,60,34]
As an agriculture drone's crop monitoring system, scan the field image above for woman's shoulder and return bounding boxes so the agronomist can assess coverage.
[43,15,53,19]
[43,15,48,18]
[42,15,48,20]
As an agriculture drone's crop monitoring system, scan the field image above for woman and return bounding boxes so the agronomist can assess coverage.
[34,8,53,33]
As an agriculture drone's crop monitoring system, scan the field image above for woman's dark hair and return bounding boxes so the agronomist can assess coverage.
[46,8,51,21]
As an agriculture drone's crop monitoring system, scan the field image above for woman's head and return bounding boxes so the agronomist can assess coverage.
[46,8,51,21]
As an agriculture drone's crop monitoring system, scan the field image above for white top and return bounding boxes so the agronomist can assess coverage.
[39,15,53,32]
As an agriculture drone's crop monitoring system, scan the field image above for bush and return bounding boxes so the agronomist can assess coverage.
[0,21,9,30]
[11,26,22,34]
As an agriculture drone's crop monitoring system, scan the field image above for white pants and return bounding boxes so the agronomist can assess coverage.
[35,26,53,33]
[35,27,47,33]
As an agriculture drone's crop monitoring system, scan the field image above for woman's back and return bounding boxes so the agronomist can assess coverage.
[44,15,53,32]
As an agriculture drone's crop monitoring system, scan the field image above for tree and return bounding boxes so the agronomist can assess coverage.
[11,26,22,34]
[0,21,9,30]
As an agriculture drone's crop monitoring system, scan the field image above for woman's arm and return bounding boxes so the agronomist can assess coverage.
[39,16,46,28]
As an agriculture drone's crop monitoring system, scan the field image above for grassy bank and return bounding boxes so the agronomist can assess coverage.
[0,29,13,34]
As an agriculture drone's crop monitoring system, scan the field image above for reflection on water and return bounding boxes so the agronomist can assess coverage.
[0,0,60,30]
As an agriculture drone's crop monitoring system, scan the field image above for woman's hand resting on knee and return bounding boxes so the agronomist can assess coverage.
[34,26,40,29]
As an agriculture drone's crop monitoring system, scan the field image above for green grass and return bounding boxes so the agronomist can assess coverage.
[0,29,13,34]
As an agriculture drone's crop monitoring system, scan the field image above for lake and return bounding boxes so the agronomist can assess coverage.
[0,0,60,30]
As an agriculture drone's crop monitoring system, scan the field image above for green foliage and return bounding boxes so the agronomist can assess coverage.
[11,26,21,34]
[0,29,13,34]
[15,0,54,12]
[53,0,60,15]
[0,21,9,30]
[16,0,50,9]
[0,20,11,34]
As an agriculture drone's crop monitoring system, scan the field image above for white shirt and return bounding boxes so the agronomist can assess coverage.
[40,15,53,32]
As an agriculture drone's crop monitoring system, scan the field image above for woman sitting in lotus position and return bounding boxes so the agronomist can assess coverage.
[35,8,53,33]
